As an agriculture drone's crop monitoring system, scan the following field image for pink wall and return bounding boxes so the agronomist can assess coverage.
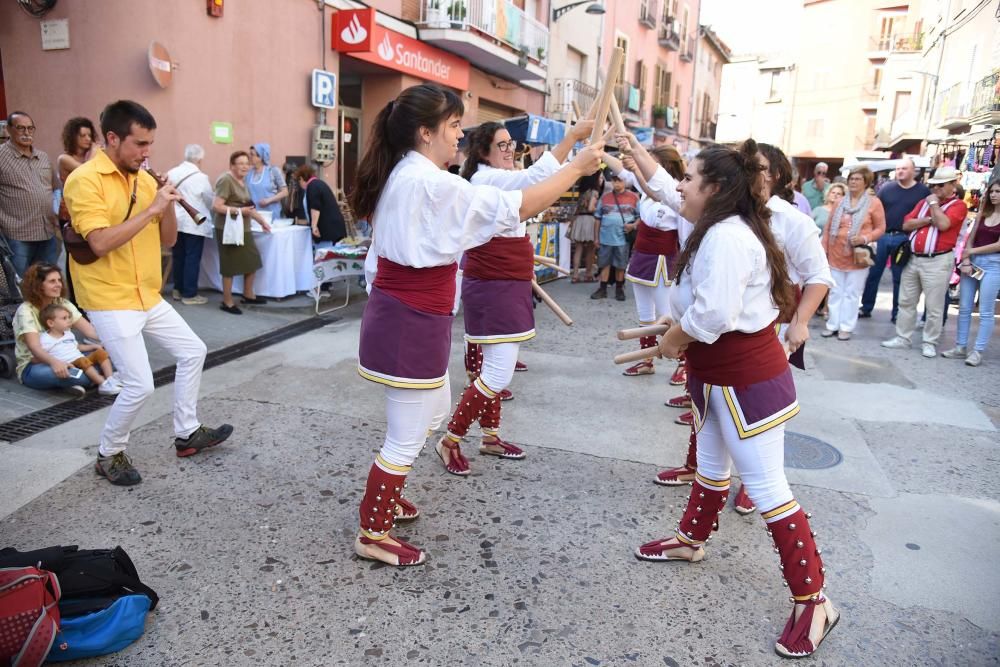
[0,0,333,182]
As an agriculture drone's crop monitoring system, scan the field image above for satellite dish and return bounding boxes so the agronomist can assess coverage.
[148,41,174,88]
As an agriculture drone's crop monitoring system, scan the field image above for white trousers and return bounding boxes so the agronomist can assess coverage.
[380,373,451,468]
[88,300,207,457]
[479,342,520,393]
[826,268,869,333]
[632,282,671,324]
[696,387,793,513]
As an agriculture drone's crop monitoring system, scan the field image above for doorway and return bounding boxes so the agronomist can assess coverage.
[339,106,362,197]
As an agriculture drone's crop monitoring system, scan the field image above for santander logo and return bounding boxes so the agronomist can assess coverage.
[341,13,368,44]
[377,34,394,61]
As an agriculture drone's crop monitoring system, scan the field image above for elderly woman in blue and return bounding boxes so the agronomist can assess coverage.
[246,143,289,220]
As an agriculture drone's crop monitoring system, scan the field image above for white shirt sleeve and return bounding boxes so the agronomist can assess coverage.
[769,198,835,288]
[616,168,640,193]
[644,165,683,214]
[470,151,561,190]
[639,197,678,231]
[424,172,524,254]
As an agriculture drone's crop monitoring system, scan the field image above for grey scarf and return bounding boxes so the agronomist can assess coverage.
[828,192,871,248]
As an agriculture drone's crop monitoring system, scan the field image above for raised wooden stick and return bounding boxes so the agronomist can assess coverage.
[534,260,571,276]
[589,47,624,144]
[571,100,583,122]
[614,347,662,365]
[617,324,670,341]
[609,96,627,134]
[532,279,573,326]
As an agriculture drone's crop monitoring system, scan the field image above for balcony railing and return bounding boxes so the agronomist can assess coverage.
[970,71,1000,120]
[549,78,599,120]
[936,82,969,127]
[418,0,550,66]
[639,0,658,29]
[869,32,923,53]
[680,35,695,62]
[614,81,644,115]
[658,18,680,50]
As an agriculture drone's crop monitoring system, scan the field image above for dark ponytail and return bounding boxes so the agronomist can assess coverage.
[672,139,796,320]
[459,122,504,181]
[349,84,465,220]
[758,143,795,205]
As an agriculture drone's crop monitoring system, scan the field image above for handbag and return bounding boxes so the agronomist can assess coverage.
[222,208,245,246]
[62,177,138,266]
[853,244,875,267]
[893,240,912,268]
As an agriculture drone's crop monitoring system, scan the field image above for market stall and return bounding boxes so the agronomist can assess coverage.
[198,223,313,299]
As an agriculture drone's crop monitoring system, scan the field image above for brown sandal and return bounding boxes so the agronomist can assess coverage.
[436,438,471,476]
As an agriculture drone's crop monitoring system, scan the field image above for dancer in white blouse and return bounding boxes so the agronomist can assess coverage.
[438,119,594,475]
[631,140,838,659]
[349,84,602,567]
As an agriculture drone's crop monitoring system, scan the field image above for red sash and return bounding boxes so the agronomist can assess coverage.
[373,257,457,316]
[464,236,535,281]
[685,322,788,386]
[633,222,679,256]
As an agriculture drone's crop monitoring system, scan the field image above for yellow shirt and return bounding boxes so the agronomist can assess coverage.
[63,150,162,311]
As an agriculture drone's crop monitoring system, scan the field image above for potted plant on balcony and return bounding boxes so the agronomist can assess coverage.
[536,46,546,61]
[448,0,467,27]
[652,103,668,129]
[427,0,449,28]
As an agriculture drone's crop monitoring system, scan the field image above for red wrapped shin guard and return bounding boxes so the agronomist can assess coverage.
[464,341,483,377]
[675,474,730,546]
[447,378,496,439]
[764,504,825,600]
[685,426,698,470]
[359,458,409,538]
[478,393,502,432]
[639,335,658,350]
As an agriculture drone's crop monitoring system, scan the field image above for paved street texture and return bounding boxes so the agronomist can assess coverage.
[0,278,998,666]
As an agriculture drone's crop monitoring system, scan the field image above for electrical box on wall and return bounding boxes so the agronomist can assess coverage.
[311,125,337,164]
[207,0,223,17]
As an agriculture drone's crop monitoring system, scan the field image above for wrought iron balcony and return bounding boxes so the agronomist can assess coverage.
[658,18,679,50]
[639,0,658,29]
[970,71,1000,123]
[549,78,599,120]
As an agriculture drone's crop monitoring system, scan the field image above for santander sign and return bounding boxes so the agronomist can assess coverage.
[333,9,469,90]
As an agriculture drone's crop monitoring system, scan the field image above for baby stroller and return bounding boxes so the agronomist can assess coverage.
[0,235,22,378]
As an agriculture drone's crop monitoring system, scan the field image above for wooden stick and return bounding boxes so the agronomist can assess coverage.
[609,96,627,134]
[534,254,559,266]
[532,279,573,326]
[534,260,571,276]
[589,47,624,144]
[617,324,670,341]
[614,347,662,365]
[571,100,583,122]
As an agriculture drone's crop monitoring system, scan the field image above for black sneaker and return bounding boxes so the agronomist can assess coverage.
[615,284,626,301]
[174,424,234,457]
[858,310,872,319]
[95,452,142,486]
[590,285,608,300]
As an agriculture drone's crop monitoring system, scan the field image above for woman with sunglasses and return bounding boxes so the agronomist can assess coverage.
[435,119,594,476]
[350,84,602,566]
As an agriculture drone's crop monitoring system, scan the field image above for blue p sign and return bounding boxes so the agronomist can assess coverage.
[311,69,337,110]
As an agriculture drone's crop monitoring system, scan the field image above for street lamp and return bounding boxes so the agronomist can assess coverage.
[552,1,605,22]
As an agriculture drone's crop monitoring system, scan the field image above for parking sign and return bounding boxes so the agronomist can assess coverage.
[311,69,337,110]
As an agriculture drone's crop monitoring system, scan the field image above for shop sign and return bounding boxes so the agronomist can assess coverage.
[311,69,338,109]
[332,12,469,90]
[332,8,374,53]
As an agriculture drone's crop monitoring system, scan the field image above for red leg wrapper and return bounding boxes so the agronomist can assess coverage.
[675,474,730,545]
[358,462,408,537]
[446,378,495,439]
[464,341,483,378]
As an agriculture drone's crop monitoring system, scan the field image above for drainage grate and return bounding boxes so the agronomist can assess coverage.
[0,315,334,443]
[784,432,843,470]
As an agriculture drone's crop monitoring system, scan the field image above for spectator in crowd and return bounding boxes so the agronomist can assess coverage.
[38,303,119,395]
[567,171,602,283]
[811,182,846,234]
[882,167,969,358]
[820,165,885,340]
[591,173,639,302]
[860,158,930,321]
[791,167,812,215]
[166,144,215,305]
[212,150,272,314]
[0,111,60,276]
[802,162,832,210]
[294,165,347,247]
[941,178,1000,367]
[13,263,108,395]
[56,116,99,303]
[246,143,288,220]
[63,99,233,486]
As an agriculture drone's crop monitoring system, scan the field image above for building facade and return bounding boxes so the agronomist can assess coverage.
[691,25,731,146]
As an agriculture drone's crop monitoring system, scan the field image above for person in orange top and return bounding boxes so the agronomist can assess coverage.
[820,165,885,340]
[63,100,234,486]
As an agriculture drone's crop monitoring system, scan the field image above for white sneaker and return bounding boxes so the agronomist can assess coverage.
[65,385,86,398]
[181,295,208,305]
[881,336,910,349]
[98,379,121,396]
[921,343,936,358]
[965,350,983,367]
[171,289,181,301]
[941,346,967,359]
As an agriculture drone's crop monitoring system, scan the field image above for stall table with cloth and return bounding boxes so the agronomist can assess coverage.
[312,244,367,314]
[199,224,313,298]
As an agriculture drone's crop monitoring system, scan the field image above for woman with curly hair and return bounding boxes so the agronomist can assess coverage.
[56,116,98,301]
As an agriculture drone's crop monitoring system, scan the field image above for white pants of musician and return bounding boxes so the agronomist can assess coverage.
[379,373,452,468]
[88,300,207,457]
[825,267,869,334]
[632,281,671,325]
[696,387,794,513]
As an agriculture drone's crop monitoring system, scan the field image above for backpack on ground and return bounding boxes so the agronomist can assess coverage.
[0,567,61,667]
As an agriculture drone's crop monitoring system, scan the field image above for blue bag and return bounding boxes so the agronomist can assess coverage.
[46,594,151,662]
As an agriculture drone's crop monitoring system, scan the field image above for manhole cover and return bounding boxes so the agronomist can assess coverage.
[784,432,842,470]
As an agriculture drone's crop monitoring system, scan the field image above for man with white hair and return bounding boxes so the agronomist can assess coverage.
[166,144,215,305]
[802,162,831,210]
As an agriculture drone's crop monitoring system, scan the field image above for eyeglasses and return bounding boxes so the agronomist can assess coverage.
[496,140,517,152]
[11,124,36,134]
[929,183,944,189]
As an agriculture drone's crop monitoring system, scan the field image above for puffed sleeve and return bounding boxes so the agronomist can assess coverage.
[679,226,757,343]
[470,151,560,189]
[64,170,111,239]
[644,165,683,213]
[639,197,678,231]
[783,209,835,288]
[616,168,640,192]
[423,171,523,256]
